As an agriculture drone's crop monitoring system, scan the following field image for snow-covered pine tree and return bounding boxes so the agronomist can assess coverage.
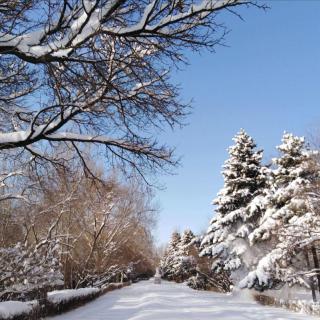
[173,229,197,282]
[200,129,267,282]
[160,230,198,282]
[241,133,318,290]
[180,229,196,254]
[160,231,181,280]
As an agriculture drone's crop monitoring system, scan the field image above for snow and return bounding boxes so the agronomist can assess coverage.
[46,280,317,320]
[0,301,34,319]
[47,288,100,304]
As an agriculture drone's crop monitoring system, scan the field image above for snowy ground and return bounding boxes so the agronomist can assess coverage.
[46,280,317,320]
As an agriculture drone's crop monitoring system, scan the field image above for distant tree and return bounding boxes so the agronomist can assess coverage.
[160,229,232,291]
[180,229,196,252]
[174,229,197,281]
[160,231,181,280]
[160,229,197,282]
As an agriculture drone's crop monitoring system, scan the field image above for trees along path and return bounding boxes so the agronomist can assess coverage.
[47,280,317,320]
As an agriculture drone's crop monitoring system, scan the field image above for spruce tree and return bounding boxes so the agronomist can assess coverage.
[180,229,196,254]
[160,230,198,282]
[174,229,197,281]
[160,231,181,280]
[200,129,266,281]
[241,133,317,290]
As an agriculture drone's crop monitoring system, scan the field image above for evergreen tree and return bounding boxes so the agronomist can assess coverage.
[174,229,197,281]
[200,129,267,281]
[241,133,317,290]
[180,229,196,254]
[160,231,181,280]
[160,230,198,282]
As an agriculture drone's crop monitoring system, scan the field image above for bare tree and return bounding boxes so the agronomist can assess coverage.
[0,0,264,179]
[15,166,157,288]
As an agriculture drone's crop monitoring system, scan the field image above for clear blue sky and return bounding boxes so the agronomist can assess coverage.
[155,1,320,245]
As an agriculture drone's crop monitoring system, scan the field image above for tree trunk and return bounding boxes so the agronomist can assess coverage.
[305,249,317,302]
[311,245,320,293]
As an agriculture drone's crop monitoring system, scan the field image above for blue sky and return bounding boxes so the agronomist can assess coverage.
[155,1,320,244]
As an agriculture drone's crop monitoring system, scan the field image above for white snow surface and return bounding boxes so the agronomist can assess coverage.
[0,301,34,319]
[47,288,100,304]
[46,279,317,320]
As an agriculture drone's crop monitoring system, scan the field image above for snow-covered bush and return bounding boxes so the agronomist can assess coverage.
[47,288,100,305]
[0,300,37,320]
[186,269,231,293]
[255,293,320,317]
[186,272,215,291]
[0,242,63,301]
[187,274,210,291]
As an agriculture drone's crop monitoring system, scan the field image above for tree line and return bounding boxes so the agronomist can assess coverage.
[0,163,157,301]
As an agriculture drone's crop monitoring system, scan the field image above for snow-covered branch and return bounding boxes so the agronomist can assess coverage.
[0,0,263,179]
[0,1,259,62]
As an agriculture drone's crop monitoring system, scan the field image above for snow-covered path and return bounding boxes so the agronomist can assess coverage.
[47,280,316,320]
